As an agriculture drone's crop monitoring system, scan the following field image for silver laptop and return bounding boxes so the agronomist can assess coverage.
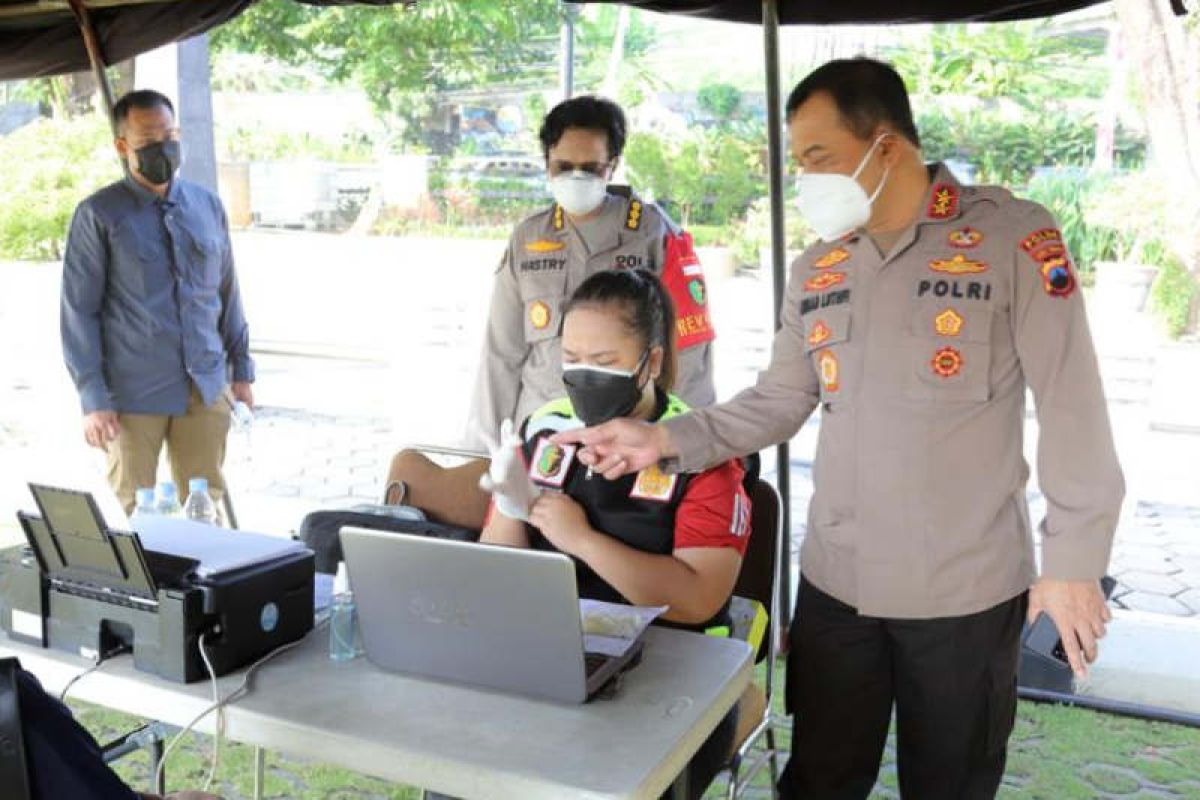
[339,528,643,704]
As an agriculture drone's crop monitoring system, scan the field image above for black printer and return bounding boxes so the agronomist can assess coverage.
[0,484,314,683]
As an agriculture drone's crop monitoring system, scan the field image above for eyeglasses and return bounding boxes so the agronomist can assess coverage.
[548,160,611,178]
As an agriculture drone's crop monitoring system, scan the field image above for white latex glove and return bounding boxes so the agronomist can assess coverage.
[479,419,541,521]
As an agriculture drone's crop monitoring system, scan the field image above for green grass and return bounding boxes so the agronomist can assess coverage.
[70,658,1200,799]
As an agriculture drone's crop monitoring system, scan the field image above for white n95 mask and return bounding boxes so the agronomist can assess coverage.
[795,134,890,242]
[549,170,608,216]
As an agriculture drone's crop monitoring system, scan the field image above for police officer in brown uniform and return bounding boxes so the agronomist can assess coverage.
[557,60,1124,799]
[467,96,716,449]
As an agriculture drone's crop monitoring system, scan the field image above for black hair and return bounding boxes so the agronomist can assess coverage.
[564,268,677,393]
[113,90,175,134]
[785,57,920,148]
[538,95,627,162]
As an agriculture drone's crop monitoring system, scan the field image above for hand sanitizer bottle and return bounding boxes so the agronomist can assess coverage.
[329,562,362,661]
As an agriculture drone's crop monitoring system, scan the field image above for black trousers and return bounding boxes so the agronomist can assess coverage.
[779,577,1027,800]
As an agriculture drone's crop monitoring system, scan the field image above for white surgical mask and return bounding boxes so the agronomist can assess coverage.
[549,170,608,216]
[795,134,890,242]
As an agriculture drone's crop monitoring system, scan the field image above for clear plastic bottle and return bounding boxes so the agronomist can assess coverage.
[154,481,182,517]
[130,488,157,527]
[183,477,218,525]
[329,562,362,662]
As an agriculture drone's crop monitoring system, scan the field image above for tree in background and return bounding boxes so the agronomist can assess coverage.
[696,82,742,127]
[576,3,658,101]
[887,21,1106,105]
[625,128,761,228]
[211,0,561,146]
[1114,0,1200,332]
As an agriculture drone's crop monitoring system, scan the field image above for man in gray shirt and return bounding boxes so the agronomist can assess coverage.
[61,89,254,514]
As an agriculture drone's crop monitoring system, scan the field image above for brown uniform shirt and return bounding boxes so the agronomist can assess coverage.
[468,188,717,449]
[664,165,1124,619]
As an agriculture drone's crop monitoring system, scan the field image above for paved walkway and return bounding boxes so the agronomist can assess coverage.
[3,231,1199,623]
[3,232,1199,798]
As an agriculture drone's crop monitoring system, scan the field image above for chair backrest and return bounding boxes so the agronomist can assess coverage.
[383,448,491,532]
[733,479,782,664]
[0,657,32,800]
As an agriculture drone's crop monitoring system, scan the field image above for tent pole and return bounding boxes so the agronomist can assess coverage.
[559,2,579,100]
[762,0,793,652]
[67,0,118,136]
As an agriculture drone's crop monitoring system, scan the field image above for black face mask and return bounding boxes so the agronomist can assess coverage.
[563,351,650,427]
[132,139,182,186]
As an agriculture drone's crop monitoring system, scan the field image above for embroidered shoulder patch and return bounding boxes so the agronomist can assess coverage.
[1020,228,1062,253]
[1039,256,1076,298]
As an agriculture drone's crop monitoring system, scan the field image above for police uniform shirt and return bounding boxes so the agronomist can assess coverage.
[506,392,752,631]
[467,188,718,449]
[662,164,1124,620]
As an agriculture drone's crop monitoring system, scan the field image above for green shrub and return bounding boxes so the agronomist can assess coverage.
[918,106,1145,187]
[218,126,376,163]
[624,130,764,228]
[1150,257,1198,339]
[0,115,118,261]
[686,224,728,247]
[729,196,814,268]
[1023,173,1118,273]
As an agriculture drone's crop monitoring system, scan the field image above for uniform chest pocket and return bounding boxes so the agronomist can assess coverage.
[907,303,994,403]
[187,233,223,289]
[802,307,851,401]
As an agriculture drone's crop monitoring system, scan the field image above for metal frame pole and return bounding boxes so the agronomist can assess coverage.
[66,0,119,136]
[762,0,793,649]
[559,2,579,100]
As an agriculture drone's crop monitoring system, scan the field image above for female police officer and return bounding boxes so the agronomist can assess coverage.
[481,268,751,798]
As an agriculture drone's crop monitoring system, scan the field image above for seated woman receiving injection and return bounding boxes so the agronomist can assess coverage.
[480,268,752,797]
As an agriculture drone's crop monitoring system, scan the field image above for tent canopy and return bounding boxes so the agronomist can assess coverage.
[0,0,1140,82]
[0,0,251,80]
[581,0,1113,24]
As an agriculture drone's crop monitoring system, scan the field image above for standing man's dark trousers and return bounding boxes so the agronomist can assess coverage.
[779,577,1027,800]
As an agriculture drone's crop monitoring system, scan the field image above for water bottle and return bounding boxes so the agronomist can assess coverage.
[130,488,157,527]
[329,562,362,662]
[231,400,254,432]
[183,477,218,525]
[155,481,182,517]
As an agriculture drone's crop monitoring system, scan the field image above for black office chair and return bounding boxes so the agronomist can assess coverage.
[0,657,32,800]
[719,478,784,799]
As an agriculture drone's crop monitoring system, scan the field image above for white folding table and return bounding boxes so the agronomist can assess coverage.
[2,626,753,799]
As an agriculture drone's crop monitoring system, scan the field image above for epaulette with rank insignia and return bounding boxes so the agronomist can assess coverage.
[626,199,643,231]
